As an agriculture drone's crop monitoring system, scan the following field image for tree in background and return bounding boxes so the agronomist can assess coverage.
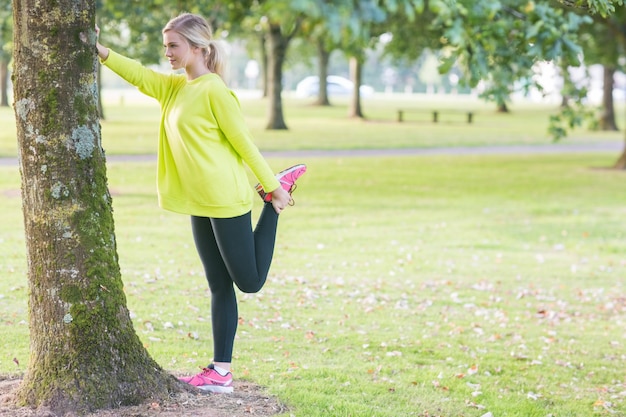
[98,0,233,63]
[379,4,446,94]
[333,0,423,118]
[433,2,588,111]
[92,0,624,135]
[99,0,304,130]
[580,7,626,131]
[298,3,340,106]
[259,1,304,129]
[592,4,626,166]
[12,0,179,413]
[551,0,626,168]
[427,0,626,167]
[383,0,626,166]
[10,0,622,153]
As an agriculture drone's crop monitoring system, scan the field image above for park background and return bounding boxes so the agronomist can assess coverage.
[2,92,626,417]
[2,1,626,416]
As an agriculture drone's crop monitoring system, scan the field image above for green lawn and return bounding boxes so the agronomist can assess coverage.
[2,152,626,416]
[1,94,625,416]
[1,92,623,157]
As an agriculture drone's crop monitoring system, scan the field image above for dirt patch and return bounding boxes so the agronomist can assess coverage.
[0,377,287,417]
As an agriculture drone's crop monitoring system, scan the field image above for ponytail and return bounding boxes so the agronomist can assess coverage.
[206,41,225,78]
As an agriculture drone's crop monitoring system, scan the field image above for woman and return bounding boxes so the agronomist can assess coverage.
[94,13,306,393]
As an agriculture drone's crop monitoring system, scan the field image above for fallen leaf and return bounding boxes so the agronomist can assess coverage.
[465,399,486,409]
[527,391,541,400]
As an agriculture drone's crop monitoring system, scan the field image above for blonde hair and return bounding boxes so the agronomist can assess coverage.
[163,13,225,77]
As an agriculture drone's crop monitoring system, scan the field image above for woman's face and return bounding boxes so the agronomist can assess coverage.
[163,31,193,70]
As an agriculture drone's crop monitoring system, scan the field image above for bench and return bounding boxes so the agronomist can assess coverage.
[397,109,474,124]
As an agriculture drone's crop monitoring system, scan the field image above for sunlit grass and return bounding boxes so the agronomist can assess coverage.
[1,152,625,416]
[1,92,623,158]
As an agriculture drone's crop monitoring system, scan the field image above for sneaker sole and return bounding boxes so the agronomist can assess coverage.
[278,164,307,180]
[198,384,234,394]
[256,164,306,203]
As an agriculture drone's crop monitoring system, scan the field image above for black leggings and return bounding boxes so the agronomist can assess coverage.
[190,203,279,363]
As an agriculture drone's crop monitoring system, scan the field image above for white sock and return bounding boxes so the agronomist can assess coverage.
[213,365,230,376]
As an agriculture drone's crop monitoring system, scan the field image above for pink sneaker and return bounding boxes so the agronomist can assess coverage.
[256,164,307,203]
[178,364,233,393]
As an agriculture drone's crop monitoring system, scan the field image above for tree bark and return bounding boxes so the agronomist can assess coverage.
[315,39,330,106]
[12,1,177,414]
[348,56,364,118]
[97,62,105,120]
[0,57,8,107]
[266,23,289,130]
[600,65,618,131]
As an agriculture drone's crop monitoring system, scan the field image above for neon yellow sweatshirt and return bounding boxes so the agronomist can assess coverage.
[102,50,280,218]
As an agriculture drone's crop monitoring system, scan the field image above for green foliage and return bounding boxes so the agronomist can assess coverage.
[548,111,576,140]
[433,1,591,87]
[565,0,624,16]
[329,0,423,53]
[98,0,245,64]
[383,0,625,140]
[90,0,625,139]
[547,77,595,140]
[578,4,626,74]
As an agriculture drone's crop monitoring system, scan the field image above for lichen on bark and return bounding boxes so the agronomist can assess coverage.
[12,1,182,414]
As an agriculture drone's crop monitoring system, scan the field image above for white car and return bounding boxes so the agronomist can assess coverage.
[295,75,374,97]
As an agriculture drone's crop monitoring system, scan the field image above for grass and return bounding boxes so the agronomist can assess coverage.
[1,93,626,416]
[1,91,623,157]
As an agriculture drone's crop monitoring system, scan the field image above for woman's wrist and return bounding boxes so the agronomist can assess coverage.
[96,44,109,61]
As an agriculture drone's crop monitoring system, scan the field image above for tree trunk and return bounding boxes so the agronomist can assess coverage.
[315,39,330,106]
[266,23,288,130]
[600,65,618,131]
[348,56,364,118]
[12,1,177,414]
[0,57,8,107]
[496,101,509,113]
[94,15,104,119]
[97,61,105,120]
